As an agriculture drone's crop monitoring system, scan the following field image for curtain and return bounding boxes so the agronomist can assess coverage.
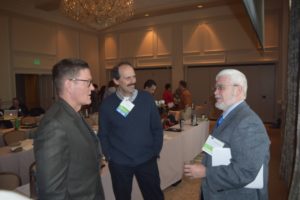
[280,0,300,199]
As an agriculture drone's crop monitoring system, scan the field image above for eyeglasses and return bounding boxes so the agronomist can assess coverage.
[69,78,93,87]
[213,84,238,91]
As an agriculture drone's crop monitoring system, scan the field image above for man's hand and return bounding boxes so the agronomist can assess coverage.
[183,163,206,179]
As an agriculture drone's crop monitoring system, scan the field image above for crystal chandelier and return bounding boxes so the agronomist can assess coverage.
[61,0,134,30]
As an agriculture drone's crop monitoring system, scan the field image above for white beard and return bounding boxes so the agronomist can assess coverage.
[215,102,228,111]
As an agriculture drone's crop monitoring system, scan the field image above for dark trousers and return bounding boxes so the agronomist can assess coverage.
[108,157,164,200]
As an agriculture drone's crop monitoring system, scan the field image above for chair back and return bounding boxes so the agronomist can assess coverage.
[29,107,45,117]
[3,130,26,146]
[29,162,38,199]
[21,116,37,126]
[0,172,22,190]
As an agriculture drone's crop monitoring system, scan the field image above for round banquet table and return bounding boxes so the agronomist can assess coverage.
[0,139,34,184]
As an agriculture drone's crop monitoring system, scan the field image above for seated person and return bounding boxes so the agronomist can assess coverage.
[178,80,192,109]
[144,79,157,96]
[159,106,177,129]
[162,83,174,108]
[9,97,28,116]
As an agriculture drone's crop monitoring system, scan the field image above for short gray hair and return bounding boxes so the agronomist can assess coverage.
[216,69,248,99]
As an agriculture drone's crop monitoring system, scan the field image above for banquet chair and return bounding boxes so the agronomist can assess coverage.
[3,130,26,146]
[21,116,37,126]
[29,107,45,117]
[0,172,22,190]
[29,162,38,199]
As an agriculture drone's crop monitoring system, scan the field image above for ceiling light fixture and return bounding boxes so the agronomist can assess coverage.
[61,0,134,30]
[197,5,203,8]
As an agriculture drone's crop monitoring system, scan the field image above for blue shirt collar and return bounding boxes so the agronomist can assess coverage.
[222,100,244,119]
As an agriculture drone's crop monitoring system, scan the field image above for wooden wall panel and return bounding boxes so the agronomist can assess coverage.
[203,18,257,52]
[202,23,225,53]
[57,27,79,59]
[183,23,201,54]
[265,12,279,48]
[120,31,136,58]
[105,34,118,59]
[11,18,57,55]
[79,33,100,84]
[136,29,154,57]
[156,27,172,56]
[226,49,278,63]
[13,53,56,70]
[136,57,171,67]
[183,54,225,65]
[24,75,39,109]
[0,15,13,102]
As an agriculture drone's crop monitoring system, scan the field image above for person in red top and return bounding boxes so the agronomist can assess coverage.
[162,83,174,108]
[178,80,192,109]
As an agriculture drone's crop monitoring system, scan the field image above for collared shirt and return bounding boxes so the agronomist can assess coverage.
[116,88,138,102]
[222,100,244,119]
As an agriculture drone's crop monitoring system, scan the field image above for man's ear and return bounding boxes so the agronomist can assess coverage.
[113,78,119,86]
[235,85,243,96]
[64,79,73,94]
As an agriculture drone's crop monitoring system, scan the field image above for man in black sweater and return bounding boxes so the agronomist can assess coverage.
[99,62,164,200]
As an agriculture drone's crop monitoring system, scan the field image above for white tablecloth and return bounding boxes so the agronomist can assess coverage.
[15,120,210,199]
[0,139,34,184]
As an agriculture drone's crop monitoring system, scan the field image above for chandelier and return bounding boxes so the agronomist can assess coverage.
[61,0,134,30]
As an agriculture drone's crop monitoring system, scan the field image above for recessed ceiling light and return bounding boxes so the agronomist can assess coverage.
[197,5,203,8]
[145,13,150,17]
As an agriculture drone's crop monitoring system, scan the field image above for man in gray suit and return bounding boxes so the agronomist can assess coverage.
[184,69,270,200]
[34,58,105,200]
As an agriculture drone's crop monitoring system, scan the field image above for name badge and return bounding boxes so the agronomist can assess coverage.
[202,135,224,155]
[116,99,135,117]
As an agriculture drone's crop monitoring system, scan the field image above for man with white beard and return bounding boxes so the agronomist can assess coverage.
[184,69,270,200]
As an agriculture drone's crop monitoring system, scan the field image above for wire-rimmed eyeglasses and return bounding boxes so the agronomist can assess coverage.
[213,84,238,91]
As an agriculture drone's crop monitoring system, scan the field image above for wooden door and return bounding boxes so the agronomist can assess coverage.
[24,74,40,110]
[39,74,54,110]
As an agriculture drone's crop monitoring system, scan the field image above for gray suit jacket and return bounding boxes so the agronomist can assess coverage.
[202,102,270,200]
[34,99,105,200]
